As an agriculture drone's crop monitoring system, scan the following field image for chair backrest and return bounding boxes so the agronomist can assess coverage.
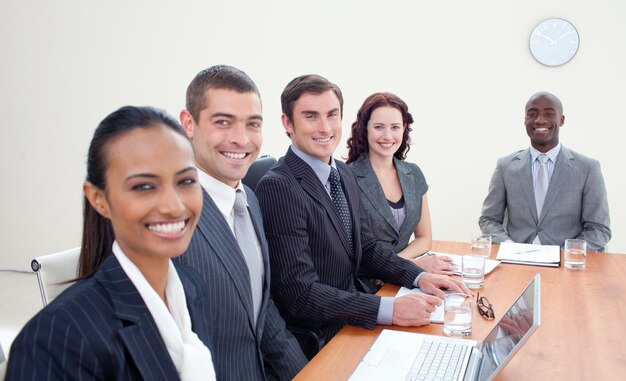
[31,247,81,306]
[242,155,277,191]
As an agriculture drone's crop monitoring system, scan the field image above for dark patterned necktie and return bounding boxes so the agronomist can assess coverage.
[329,167,353,252]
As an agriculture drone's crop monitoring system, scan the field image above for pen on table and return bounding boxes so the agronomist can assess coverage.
[515,249,540,254]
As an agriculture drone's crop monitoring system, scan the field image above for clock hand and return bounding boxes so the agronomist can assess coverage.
[554,31,573,42]
[541,34,558,45]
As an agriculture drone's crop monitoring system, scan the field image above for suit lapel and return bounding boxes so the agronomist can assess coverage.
[285,150,353,256]
[396,159,419,238]
[195,190,256,329]
[539,146,574,223]
[95,256,179,379]
[351,157,398,233]
[176,265,214,352]
[512,149,539,223]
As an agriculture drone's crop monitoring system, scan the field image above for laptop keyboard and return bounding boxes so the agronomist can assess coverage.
[405,340,467,381]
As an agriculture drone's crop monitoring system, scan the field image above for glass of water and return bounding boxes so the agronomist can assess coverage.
[462,254,485,289]
[443,293,472,336]
[471,233,492,258]
[564,239,586,270]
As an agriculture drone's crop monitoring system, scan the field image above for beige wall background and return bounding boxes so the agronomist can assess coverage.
[1,0,624,270]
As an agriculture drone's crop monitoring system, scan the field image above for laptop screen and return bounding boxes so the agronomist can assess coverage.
[475,274,541,381]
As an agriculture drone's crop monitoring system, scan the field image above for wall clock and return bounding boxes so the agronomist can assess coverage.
[529,18,580,67]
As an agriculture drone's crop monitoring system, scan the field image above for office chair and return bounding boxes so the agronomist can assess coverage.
[286,325,327,360]
[31,247,80,306]
[241,155,326,357]
[242,155,277,190]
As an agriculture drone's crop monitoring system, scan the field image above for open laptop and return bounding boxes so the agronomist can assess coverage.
[349,274,540,381]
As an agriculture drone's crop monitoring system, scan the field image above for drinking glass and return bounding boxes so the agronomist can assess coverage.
[462,254,485,289]
[443,293,472,336]
[471,233,492,258]
[564,239,586,270]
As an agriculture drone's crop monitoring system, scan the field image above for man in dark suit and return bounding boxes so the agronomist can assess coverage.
[255,74,470,358]
[176,65,307,380]
[479,92,611,251]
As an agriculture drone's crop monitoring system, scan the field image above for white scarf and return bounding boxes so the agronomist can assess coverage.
[113,242,216,380]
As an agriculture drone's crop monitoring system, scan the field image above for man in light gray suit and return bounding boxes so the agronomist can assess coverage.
[176,65,307,380]
[479,92,611,252]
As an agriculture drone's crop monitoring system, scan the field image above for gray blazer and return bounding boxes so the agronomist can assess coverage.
[349,156,428,254]
[175,187,307,381]
[479,146,611,251]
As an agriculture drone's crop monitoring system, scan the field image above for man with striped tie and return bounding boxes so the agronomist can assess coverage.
[256,74,470,358]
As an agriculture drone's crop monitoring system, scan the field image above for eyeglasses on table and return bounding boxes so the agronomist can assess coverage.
[477,292,495,320]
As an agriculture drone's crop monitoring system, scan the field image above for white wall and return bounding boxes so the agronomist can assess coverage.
[1,0,624,270]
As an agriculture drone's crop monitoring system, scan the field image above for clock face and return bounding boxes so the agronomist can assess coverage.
[529,18,580,67]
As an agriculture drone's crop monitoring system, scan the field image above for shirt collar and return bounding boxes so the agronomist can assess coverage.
[197,168,246,218]
[530,143,561,163]
[290,144,337,185]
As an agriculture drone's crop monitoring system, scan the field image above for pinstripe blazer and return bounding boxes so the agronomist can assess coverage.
[175,188,307,381]
[349,156,429,254]
[479,146,611,251]
[5,255,213,381]
[255,148,423,347]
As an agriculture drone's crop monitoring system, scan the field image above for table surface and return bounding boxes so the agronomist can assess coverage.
[294,240,626,380]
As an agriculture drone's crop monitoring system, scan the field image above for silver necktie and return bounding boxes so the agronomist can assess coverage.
[233,190,264,323]
[534,154,550,216]
[532,154,549,244]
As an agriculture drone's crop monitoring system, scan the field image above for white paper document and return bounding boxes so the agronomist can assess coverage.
[395,287,446,323]
[427,252,501,276]
[495,242,561,267]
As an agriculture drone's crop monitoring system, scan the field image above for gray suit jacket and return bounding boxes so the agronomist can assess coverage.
[479,146,611,251]
[349,156,428,254]
[175,188,307,381]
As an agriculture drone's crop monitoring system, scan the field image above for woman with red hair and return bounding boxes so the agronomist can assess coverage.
[347,93,453,290]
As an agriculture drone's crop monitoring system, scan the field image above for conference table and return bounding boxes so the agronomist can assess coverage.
[294,240,626,380]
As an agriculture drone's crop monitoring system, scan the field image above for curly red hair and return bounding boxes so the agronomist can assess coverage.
[346,92,413,164]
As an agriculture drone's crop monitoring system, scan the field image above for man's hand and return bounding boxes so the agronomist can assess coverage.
[412,254,455,274]
[392,294,441,326]
[417,273,472,298]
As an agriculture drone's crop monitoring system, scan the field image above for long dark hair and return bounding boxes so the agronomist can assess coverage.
[79,106,186,278]
[346,92,413,164]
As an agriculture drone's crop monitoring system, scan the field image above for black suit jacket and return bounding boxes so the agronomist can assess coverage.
[256,148,423,348]
[6,255,213,380]
[175,188,307,381]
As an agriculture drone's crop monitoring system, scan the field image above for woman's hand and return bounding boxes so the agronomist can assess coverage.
[411,254,455,274]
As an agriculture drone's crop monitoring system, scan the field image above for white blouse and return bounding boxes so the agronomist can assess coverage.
[113,241,216,380]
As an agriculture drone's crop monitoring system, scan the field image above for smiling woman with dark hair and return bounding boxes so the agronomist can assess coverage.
[6,106,216,380]
[347,93,454,289]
